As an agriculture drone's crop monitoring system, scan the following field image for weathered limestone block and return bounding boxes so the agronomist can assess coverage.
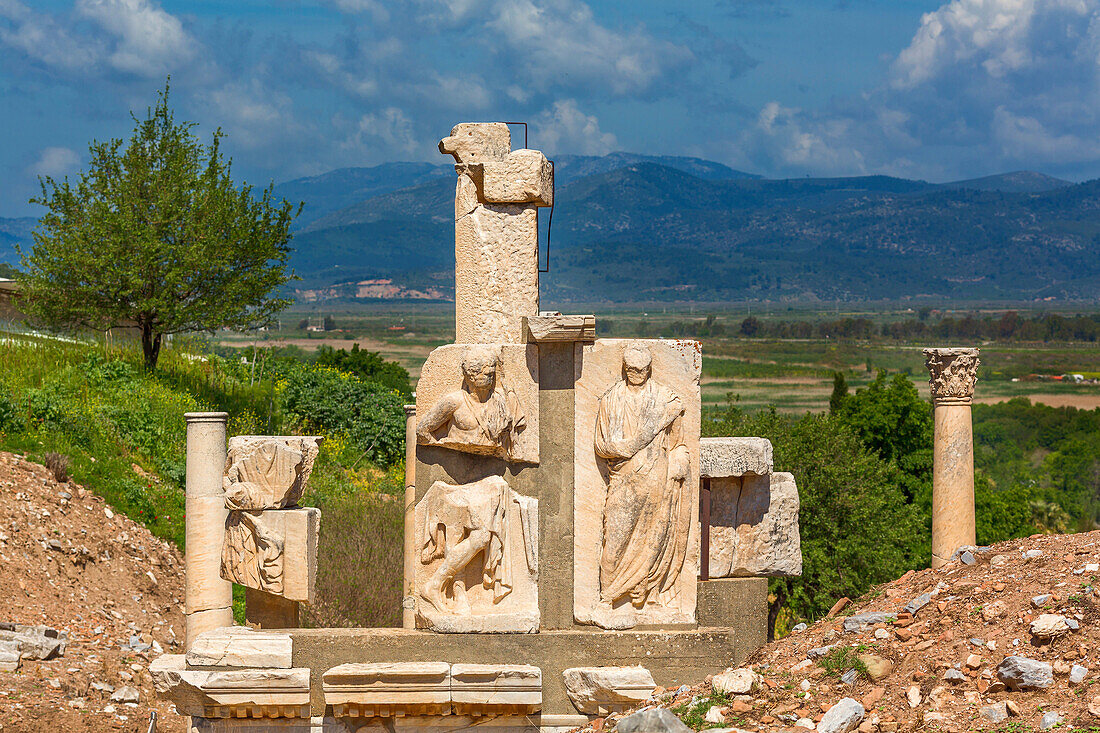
[562,666,656,714]
[224,436,323,510]
[709,473,801,578]
[415,344,538,464]
[574,339,701,629]
[221,507,320,603]
[481,149,554,206]
[700,437,772,478]
[322,662,452,718]
[186,627,293,669]
[414,476,539,633]
[450,664,542,715]
[151,654,310,719]
[441,122,548,344]
[525,313,596,343]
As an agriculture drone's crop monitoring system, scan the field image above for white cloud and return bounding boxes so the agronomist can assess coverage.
[76,0,195,76]
[488,0,692,96]
[738,0,1100,179]
[532,99,617,155]
[27,146,80,178]
[342,107,424,157]
[0,0,101,71]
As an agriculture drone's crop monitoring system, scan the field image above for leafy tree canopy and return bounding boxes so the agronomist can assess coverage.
[21,81,300,370]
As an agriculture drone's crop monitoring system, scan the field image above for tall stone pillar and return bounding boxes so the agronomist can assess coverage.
[439,122,553,343]
[402,404,417,629]
[184,412,233,649]
[924,348,980,569]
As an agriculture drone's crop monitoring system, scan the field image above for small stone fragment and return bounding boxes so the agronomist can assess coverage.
[980,702,1007,723]
[712,668,761,695]
[997,656,1054,690]
[110,686,140,703]
[1030,614,1070,639]
[904,592,932,616]
[843,613,893,633]
[981,600,1006,621]
[856,654,892,682]
[794,718,814,729]
[1071,665,1088,684]
[841,669,859,685]
[704,706,725,724]
[615,707,691,733]
[817,697,864,733]
[944,669,965,683]
[792,623,808,633]
[1031,594,1051,607]
[1022,549,1043,559]
[906,686,921,708]
[1039,712,1064,730]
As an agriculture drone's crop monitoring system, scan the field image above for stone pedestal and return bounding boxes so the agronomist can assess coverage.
[185,412,233,650]
[924,348,980,569]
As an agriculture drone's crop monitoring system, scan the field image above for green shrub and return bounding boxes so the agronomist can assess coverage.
[0,386,19,433]
[282,365,406,465]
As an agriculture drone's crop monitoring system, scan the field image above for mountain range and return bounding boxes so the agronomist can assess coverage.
[5,153,1099,302]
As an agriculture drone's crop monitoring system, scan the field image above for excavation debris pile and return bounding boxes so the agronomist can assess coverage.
[0,451,187,732]
[593,531,1100,733]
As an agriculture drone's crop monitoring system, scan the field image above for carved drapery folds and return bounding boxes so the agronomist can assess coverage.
[220,437,322,603]
[574,339,701,630]
[924,347,980,406]
[415,476,539,633]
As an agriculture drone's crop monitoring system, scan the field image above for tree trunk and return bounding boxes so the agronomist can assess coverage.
[141,320,163,371]
[767,580,788,642]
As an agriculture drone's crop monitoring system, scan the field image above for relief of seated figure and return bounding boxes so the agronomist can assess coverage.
[415,345,526,461]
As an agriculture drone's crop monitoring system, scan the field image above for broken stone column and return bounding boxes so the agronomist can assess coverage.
[439,122,553,343]
[924,348,980,569]
[219,436,323,628]
[185,412,233,650]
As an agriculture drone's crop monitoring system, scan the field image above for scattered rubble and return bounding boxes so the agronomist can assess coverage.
[587,530,1100,733]
[0,451,186,732]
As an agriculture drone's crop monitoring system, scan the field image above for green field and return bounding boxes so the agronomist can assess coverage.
[218,302,1100,413]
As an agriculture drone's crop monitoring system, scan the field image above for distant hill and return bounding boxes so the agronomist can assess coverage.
[3,154,1097,302]
[289,164,1100,301]
[940,171,1072,194]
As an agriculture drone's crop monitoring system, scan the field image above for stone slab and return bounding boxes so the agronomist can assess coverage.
[700,437,772,478]
[187,627,293,668]
[561,666,656,714]
[525,314,596,343]
[413,476,539,633]
[322,662,451,718]
[416,343,539,464]
[573,339,701,629]
[152,654,311,719]
[451,664,542,715]
[708,473,802,578]
[222,507,320,603]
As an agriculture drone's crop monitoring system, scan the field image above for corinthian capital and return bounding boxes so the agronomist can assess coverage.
[923,348,980,406]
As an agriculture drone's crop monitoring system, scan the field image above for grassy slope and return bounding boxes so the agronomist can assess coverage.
[0,334,405,626]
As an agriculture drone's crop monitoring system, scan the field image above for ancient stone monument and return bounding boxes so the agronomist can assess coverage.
[925,347,980,568]
[155,123,803,732]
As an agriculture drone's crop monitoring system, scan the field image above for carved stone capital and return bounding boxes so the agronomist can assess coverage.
[924,347,980,406]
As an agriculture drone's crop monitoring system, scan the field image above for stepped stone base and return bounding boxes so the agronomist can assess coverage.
[290,577,766,721]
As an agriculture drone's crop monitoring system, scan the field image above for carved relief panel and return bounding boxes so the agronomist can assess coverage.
[415,344,539,464]
[573,339,701,629]
[414,476,539,633]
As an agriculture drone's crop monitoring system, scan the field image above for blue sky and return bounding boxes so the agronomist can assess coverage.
[2,0,1100,215]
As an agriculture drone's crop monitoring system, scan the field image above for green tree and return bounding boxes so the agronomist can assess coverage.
[708,403,924,639]
[828,371,848,414]
[315,344,412,396]
[22,82,299,371]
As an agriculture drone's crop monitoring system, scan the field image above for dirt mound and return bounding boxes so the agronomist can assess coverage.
[596,530,1100,733]
[0,451,186,732]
